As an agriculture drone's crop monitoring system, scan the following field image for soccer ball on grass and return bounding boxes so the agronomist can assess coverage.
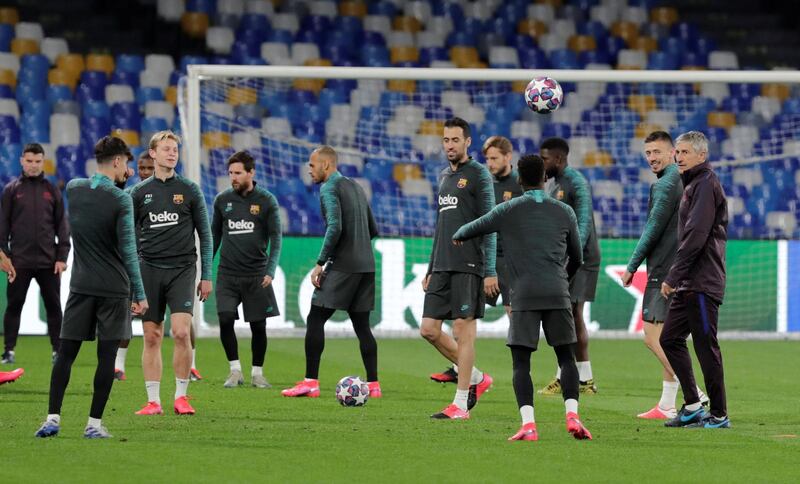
[335,376,370,407]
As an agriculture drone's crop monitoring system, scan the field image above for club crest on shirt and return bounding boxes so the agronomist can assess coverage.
[503,190,512,201]
[250,204,260,215]
[173,194,184,204]
[556,190,564,200]
[144,193,153,205]
[225,202,233,213]
[457,178,468,188]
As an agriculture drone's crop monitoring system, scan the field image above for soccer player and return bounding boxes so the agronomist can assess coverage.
[453,154,592,440]
[129,131,213,416]
[0,143,71,365]
[35,136,148,438]
[421,117,496,420]
[539,137,600,395]
[430,135,523,384]
[282,146,381,398]
[660,131,730,429]
[212,151,282,388]
[621,131,708,419]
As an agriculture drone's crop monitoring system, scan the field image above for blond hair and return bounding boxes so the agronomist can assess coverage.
[149,130,182,150]
[482,135,513,156]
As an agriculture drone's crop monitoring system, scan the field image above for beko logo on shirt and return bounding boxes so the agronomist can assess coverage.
[228,219,254,234]
[149,211,179,228]
[439,194,459,212]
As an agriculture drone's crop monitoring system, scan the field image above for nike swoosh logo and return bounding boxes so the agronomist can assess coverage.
[680,409,702,422]
[705,418,728,428]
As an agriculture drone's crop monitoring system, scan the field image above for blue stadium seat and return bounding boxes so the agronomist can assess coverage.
[111,70,139,88]
[110,102,140,130]
[267,29,294,45]
[116,54,145,74]
[550,49,580,69]
[21,54,50,75]
[0,84,12,98]
[186,0,216,14]
[82,100,110,120]
[0,24,13,52]
[519,48,550,69]
[648,51,679,70]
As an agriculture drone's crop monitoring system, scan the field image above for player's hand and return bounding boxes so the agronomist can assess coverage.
[261,275,273,288]
[422,273,431,292]
[54,261,67,275]
[0,254,15,283]
[660,282,675,299]
[452,239,463,246]
[131,299,149,316]
[484,276,500,298]
[311,264,323,288]
[620,270,633,287]
[197,280,212,301]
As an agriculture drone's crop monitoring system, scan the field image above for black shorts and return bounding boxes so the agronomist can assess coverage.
[61,293,131,341]
[487,256,512,307]
[140,263,196,323]
[506,308,576,351]
[569,268,598,303]
[642,285,670,323]
[216,273,280,321]
[422,271,485,321]
[312,271,375,312]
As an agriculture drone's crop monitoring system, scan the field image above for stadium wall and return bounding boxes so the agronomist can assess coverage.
[3,238,797,336]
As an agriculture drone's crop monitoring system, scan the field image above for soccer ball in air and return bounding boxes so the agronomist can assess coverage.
[335,376,370,407]
[524,76,564,114]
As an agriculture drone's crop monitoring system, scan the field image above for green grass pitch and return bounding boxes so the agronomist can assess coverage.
[2,336,798,483]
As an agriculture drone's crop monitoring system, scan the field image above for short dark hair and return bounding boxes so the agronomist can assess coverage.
[138,150,153,163]
[23,143,44,156]
[95,136,132,164]
[444,116,471,139]
[517,154,545,187]
[644,131,673,145]
[227,150,255,172]
[540,137,569,155]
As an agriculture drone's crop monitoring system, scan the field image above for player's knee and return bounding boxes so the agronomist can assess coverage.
[419,323,439,342]
[143,331,162,349]
[171,327,190,344]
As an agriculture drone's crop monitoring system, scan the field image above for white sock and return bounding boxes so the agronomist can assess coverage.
[520,405,535,425]
[565,398,579,415]
[175,378,190,399]
[555,365,562,380]
[47,413,60,424]
[660,380,679,409]
[252,366,263,377]
[697,386,708,402]
[145,381,161,404]
[453,364,458,373]
[229,360,242,372]
[304,377,317,382]
[453,389,469,411]
[577,361,593,381]
[192,348,197,369]
[87,417,102,429]
[469,367,483,385]
[115,348,127,372]
[685,401,702,412]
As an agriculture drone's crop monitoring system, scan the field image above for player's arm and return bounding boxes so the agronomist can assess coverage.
[571,174,593,249]
[0,248,15,282]
[211,195,223,258]
[565,206,584,280]
[452,203,506,243]
[316,182,342,265]
[476,166,498,277]
[367,202,379,240]
[263,193,282,279]
[189,183,214,282]
[51,185,71,266]
[626,177,677,274]
[664,180,717,289]
[0,184,12,254]
[116,193,146,307]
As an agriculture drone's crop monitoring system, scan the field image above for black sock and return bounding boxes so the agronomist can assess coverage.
[48,339,82,415]
[218,313,238,362]
[348,311,378,382]
[89,339,119,419]
[249,319,267,367]
[305,306,334,379]
[510,345,534,408]
[555,344,579,401]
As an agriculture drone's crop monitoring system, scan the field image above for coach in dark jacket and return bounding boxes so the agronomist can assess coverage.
[0,143,70,363]
[659,131,729,429]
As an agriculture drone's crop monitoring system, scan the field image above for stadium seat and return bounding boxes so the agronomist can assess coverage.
[651,6,679,26]
[0,53,20,74]
[0,7,19,25]
[339,1,367,18]
[765,211,797,237]
[292,42,320,65]
[568,35,597,53]
[708,51,739,70]
[517,18,548,39]
[157,0,185,22]
[0,69,15,88]
[449,46,479,67]
[272,13,300,33]
[621,6,648,25]
[218,0,245,16]
[207,27,235,54]
[40,38,69,66]
[48,69,77,91]
[11,39,39,56]
[393,16,423,33]
[762,83,791,102]
[527,4,555,24]
[15,22,44,43]
[611,21,639,47]
[707,111,736,131]
[617,49,647,69]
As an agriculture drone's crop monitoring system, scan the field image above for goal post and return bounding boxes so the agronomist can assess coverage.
[180,66,800,336]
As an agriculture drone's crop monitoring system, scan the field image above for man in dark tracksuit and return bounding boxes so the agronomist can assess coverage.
[212,151,282,389]
[453,154,592,442]
[282,145,381,399]
[660,131,730,429]
[0,143,71,364]
[540,138,601,395]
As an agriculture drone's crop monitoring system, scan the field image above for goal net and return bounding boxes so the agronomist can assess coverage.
[180,66,799,336]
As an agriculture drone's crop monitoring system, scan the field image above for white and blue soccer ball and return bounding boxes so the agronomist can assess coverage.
[524,76,564,114]
[335,376,370,407]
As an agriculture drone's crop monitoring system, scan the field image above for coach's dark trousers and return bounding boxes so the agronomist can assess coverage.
[660,291,727,418]
[3,268,62,352]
